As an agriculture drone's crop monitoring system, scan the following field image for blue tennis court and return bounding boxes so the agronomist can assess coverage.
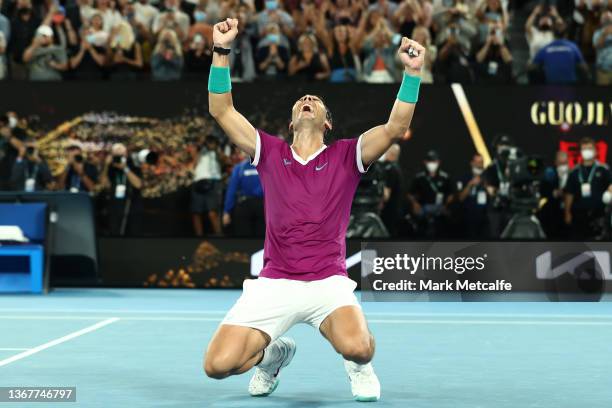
[1,289,611,408]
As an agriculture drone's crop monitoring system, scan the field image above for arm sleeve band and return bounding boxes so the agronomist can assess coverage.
[208,66,232,94]
[396,72,421,104]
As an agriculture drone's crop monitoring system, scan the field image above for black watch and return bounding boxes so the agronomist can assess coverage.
[213,46,231,55]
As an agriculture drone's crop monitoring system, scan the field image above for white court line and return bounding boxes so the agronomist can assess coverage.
[0,348,30,351]
[0,317,119,368]
[0,308,611,320]
[1,315,612,326]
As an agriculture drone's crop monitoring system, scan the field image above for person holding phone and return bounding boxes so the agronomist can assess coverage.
[474,19,513,84]
[256,22,289,79]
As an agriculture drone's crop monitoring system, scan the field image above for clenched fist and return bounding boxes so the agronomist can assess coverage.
[213,18,239,48]
[397,37,425,77]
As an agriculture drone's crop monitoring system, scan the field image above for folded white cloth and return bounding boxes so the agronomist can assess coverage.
[0,226,29,242]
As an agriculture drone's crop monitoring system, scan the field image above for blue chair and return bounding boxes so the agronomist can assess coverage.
[0,203,48,293]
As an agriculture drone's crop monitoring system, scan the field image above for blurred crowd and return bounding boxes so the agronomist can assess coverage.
[2,111,611,240]
[0,0,610,84]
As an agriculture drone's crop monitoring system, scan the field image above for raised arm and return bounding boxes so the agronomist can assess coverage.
[359,37,425,166]
[208,18,257,158]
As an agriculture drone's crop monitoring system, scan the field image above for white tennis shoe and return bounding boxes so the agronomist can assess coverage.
[344,360,381,402]
[248,337,296,397]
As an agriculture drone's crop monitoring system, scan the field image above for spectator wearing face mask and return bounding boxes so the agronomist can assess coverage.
[434,20,474,83]
[50,5,78,50]
[256,0,294,39]
[593,10,612,85]
[256,22,290,79]
[151,28,183,80]
[456,153,489,239]
[474,20,513,84]
[108,20,143,79]
[539,150,570,239]
[100,143,143,236]
[188,3,213,44]
[22,25,68,80]
[475,0,508,33]
[69,14,108,79]
[59,141,98,193]
[8,0,40,80]
[530,21,590,84]
[564,137,612,240]
[380,144,404,237]
[525,4,559,61]
[228,9,257,82]
[10,137,53,192]
[408,150,454,238]
[184,33,212,80]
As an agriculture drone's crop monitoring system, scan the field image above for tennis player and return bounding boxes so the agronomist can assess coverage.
[204,18,424,402]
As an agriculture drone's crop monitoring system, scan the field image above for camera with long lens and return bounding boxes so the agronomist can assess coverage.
[347,161,389,238]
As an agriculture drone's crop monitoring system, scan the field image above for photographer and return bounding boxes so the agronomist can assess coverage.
[564,137,612,240]
[151,28,183,80]
[59,141,98,193]
[0,113,26,190]
[407,150,453,238]
[191,134,226,237]
[483,135,513,237]
[10,138,52,192]
[100,143,143,236]
[457,153,489,239]
[474,20,513,84]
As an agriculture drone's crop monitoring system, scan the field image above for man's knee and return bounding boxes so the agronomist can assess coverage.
[204,352,240,379]
[338,336,375,364]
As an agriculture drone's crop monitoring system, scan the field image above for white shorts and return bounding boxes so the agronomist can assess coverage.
[221,275,361,341]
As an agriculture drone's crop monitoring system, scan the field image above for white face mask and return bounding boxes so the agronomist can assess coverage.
[556,164,569,175]
[426,161,439,174]
[581,148,595,161]
[472,166,483,176]
[8,116,17,128]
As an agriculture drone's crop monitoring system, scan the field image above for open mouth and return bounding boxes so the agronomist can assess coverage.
[300,103,314,113]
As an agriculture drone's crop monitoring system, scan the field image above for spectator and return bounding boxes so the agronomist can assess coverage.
[593,10,612,85]
[530,21,590,84]
[100,143,143,235]
[256,0,294,38]
[9,0,41,80]
[257,22,290,79]
[10,138,53,191]
[361,19,399,83]
[320,23,361,82]
[22,25,68,80]
[152,0,190,40]
[525,4,559,61]
[474,19,513,84]
[50,6,78,50]
[434,20,474,83]
[108,21,143,79]
[0,30,6,79]
[540,150,570,239]
[407,150,453,238]
[69,14,108,79]
[475,0,508,33]
[75,0,96,26]
[151,28,183,80]
[369,0,399,20]
[187,2,214,45]
[59,141,98,193]
[96,0,123,33]
[184,33,212,80]
[393,0,422,38]
[288,33,330,80]
[191,135,225,236]
[133,0,160,32]
[329,0,363,27]
[564,137,612,240]
[222,156,264,237]
[380,144,404,237]
[411,25,436,83]
[0,113,26,190]
[573,0,607,62]
[229,9,257,81]
[0,0,9,47]
[457,153,489,239]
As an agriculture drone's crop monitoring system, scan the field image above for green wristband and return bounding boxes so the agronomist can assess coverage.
[208,66,232,94]
[397,72,421,104]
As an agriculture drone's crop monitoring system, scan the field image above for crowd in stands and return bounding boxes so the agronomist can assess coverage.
[0,0,610,84]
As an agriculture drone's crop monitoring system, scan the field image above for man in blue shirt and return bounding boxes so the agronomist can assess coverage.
[531,21,590,84]
[222,157,264,236]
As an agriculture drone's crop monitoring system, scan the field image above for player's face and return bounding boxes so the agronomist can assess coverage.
[291,95,327,129]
